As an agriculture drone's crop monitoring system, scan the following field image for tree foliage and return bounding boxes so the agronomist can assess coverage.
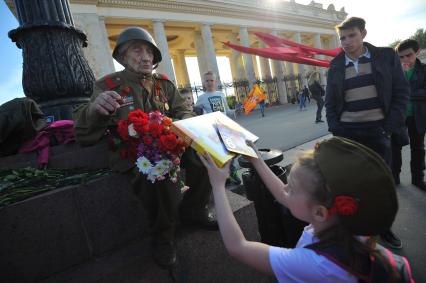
[389,28,426,49]
[410,28,426,49]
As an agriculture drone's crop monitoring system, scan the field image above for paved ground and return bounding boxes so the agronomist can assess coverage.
[38,102,424,282]
[232,103,426,283]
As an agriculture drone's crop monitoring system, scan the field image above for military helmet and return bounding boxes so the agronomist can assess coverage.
[112,27,162,67]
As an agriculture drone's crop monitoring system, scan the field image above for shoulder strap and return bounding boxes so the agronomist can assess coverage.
[97,73,123,91]
[154,73,169,81]
[306,243,414,283]
[375,245,415,283]
[105,76,117,90]
[305,243,371,282]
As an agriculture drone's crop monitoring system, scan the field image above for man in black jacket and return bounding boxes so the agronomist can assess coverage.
[392,39,426,191]
[325,17,409,249]
[308,73,325,123]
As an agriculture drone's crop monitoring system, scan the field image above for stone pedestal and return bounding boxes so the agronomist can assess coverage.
[0,143,147,282]
[0,143,273,282]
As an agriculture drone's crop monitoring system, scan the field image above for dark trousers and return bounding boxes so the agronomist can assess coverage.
[391,117,425,181]
[314,97,324,121]
[334,127,392,166]
[259,103,265,117]
[133,148,212,242]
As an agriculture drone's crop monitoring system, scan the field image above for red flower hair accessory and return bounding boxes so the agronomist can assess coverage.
[328,195,359,216]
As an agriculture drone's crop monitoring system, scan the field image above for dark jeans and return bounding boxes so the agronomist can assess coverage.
[133,148,212,242]
[259,103,265,116]
[314,97,324,121]
[391,117,425,181]
[333,126,392,166]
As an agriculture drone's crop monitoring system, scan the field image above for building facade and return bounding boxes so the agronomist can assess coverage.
[7,0,347,104]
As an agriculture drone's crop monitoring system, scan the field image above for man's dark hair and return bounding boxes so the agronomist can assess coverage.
[180,88,192,94]
[396,39,420,53]
[335,17,366,32]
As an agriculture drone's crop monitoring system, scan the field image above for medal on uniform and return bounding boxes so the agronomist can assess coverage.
[119,85,134,108]
[121,95,134,108]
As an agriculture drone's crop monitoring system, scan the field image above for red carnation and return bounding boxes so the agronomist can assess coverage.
[133,118,149,134]
[328,195,358,216]
[143,136,153,145]
[163,117,172,126]
[149,122,163,138]
[160,133,178,151]
[117,119,129,140]
[128,109,149,124]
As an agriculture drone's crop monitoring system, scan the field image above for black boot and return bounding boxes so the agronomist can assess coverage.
[152,240,177,268]
[180,206,219,230]
[412,177,426,191]
[411,156,426,191]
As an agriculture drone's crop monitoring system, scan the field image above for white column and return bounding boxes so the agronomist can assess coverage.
[201,24,221,84]
[228,33,245,81]
[194,31,208,80]
[284,61,296,94]
[314,33,326,85]
[152,20,176,82]
[294,32,308,87]
[239,26,256,89]
[258,42,272,80]
[333,34,340,48]
[72,13,115,78]
[271,30,288,103]
[175,49,190,86]
[253,56,260,79]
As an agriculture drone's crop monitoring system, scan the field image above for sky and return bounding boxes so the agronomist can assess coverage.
[1,0,425,105]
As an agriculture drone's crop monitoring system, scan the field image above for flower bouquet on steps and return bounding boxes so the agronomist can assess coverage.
[116,109,188,188]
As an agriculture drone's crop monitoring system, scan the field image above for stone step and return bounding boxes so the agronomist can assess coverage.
[1,143,274,282]
[39,191,274,283]
[0,173,148,282]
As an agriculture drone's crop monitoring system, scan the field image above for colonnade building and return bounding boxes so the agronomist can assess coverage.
[7,0,347,104]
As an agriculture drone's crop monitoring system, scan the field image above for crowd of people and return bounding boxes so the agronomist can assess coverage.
[71,14,423,282]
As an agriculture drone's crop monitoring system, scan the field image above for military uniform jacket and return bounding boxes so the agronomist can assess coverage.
[73,69,194,172]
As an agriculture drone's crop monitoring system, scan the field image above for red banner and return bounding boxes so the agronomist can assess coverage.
[223,32,343,68]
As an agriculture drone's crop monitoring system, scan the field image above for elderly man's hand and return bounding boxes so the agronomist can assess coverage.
[90,91,122,116]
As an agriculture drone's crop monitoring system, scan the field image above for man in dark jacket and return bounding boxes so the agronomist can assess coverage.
[325,17,409,249]
[308,73,325,123]
[392,39,426,191]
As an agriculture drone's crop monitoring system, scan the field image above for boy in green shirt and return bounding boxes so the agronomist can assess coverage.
[392,39,426,191]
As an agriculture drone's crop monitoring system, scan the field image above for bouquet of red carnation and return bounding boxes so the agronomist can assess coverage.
[116,109,187,184]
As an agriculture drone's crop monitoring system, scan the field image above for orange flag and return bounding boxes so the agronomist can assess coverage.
[243,84,266,114]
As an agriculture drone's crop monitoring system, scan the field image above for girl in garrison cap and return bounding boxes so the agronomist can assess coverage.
[198,137,413,282]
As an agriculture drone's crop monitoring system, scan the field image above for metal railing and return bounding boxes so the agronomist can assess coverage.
[177,73,304,107]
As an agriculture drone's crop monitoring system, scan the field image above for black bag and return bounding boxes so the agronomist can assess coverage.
[242,165,307,248]
[305,243,414,283]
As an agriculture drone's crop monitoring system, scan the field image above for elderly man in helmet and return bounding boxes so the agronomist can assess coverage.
[73,27,217,268]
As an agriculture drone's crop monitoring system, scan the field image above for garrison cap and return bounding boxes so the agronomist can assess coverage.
[314,137,398,236]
